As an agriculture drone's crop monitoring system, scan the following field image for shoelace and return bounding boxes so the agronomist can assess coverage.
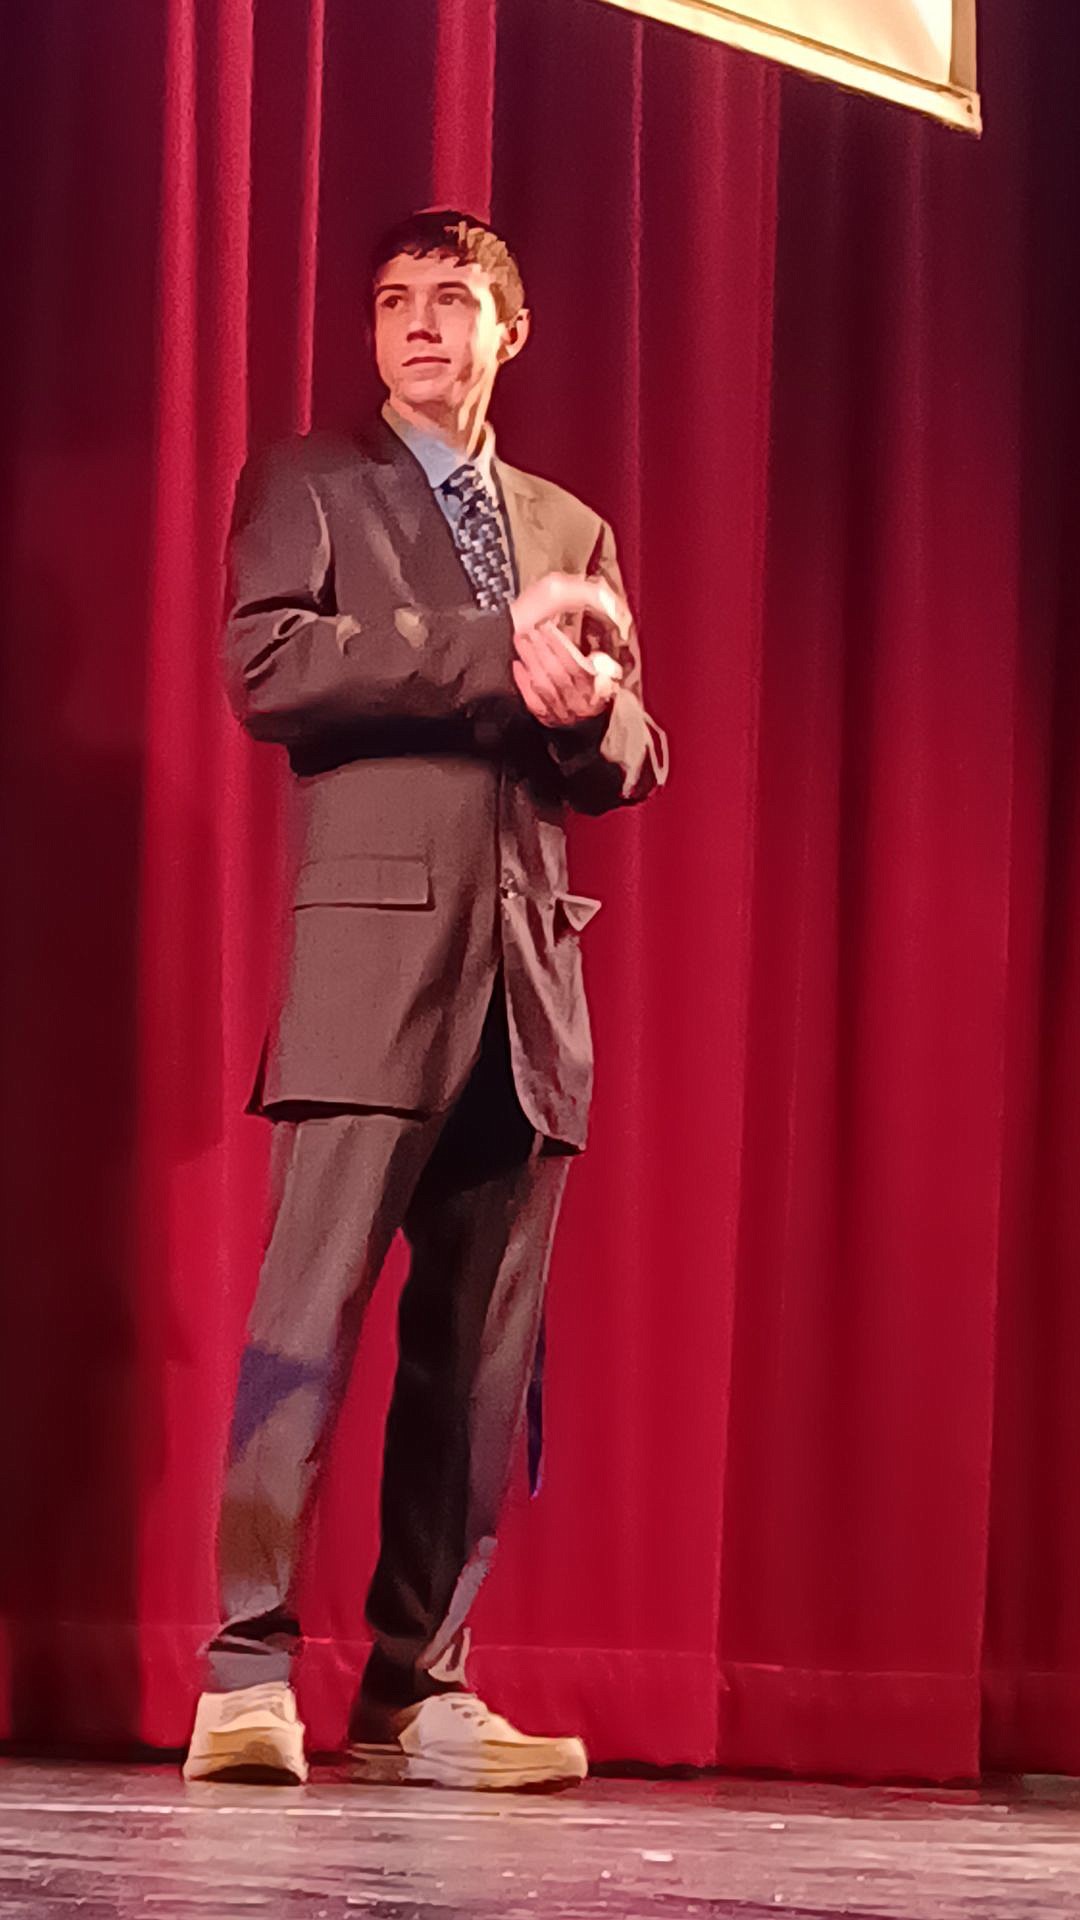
[219,1684,291,1726]
[441,1694,489,1726]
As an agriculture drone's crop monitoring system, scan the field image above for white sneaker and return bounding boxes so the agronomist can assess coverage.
[349,1691,588,1793]
[183,1682,308,1784]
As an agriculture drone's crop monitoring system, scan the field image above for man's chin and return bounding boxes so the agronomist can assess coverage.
[395,371,455,408]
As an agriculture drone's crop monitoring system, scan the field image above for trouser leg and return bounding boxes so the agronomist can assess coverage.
[358,994,571,1722]
[206,1108,437,1691]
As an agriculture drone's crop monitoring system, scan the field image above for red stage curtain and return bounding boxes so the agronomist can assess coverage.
[0,0,1077,1778]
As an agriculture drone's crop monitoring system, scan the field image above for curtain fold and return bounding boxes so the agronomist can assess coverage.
[434,0,499,211]
[0,0,1077,1776]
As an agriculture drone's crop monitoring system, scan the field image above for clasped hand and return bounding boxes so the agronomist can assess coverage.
[510,572,629,729]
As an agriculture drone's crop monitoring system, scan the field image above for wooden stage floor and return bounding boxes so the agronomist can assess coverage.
[1,1764,1078,1918]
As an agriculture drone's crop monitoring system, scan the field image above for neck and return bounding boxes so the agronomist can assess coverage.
[388,389,491,458]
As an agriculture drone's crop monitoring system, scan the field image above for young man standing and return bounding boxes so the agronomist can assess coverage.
[184,211,667,1792]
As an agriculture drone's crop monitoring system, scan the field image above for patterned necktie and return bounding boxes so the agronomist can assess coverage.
[441,464,515,612]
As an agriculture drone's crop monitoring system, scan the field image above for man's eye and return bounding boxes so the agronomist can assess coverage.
[380,296,400,310]
[438,291,462,304]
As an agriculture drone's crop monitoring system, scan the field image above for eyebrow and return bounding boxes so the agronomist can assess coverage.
[375,281,474,296]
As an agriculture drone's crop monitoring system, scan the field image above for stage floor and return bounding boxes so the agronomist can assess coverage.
[0,1764,1078,1918]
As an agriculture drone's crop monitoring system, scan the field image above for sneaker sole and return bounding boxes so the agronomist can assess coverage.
[347,1742,587,1793]
[183,1737,308,1786]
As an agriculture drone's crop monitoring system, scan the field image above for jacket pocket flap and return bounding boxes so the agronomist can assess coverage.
[294,855,431,908]
[555,891,602,933]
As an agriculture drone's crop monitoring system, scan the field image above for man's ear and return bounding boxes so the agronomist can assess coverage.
[497,308,532,365]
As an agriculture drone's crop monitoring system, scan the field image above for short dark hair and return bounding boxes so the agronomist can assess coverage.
[371,209,525,324]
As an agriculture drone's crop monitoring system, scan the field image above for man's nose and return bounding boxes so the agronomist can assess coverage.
[406,300,440,339]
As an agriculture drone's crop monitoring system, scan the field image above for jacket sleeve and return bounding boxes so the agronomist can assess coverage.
[222,443,517,748]
[545,518,669,816]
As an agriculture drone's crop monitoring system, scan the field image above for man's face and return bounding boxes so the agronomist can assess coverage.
[373,252,520,421]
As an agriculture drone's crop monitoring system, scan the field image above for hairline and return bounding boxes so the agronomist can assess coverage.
[370,214,525,323]
[371,249,521,319]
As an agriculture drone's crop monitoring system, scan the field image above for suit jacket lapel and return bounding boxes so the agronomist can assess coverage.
[496,464,555,593]
[355,417,555,611]
[356,415,476,610]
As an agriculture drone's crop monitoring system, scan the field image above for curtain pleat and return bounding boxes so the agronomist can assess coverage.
[434,0,498,211]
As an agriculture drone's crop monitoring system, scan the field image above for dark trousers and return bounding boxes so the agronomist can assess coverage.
[207,985,570,1722]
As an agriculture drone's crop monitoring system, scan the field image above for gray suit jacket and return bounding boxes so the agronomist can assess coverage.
[224,416,667,1148]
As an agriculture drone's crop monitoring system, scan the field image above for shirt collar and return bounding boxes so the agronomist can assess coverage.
[382,401,498,499]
